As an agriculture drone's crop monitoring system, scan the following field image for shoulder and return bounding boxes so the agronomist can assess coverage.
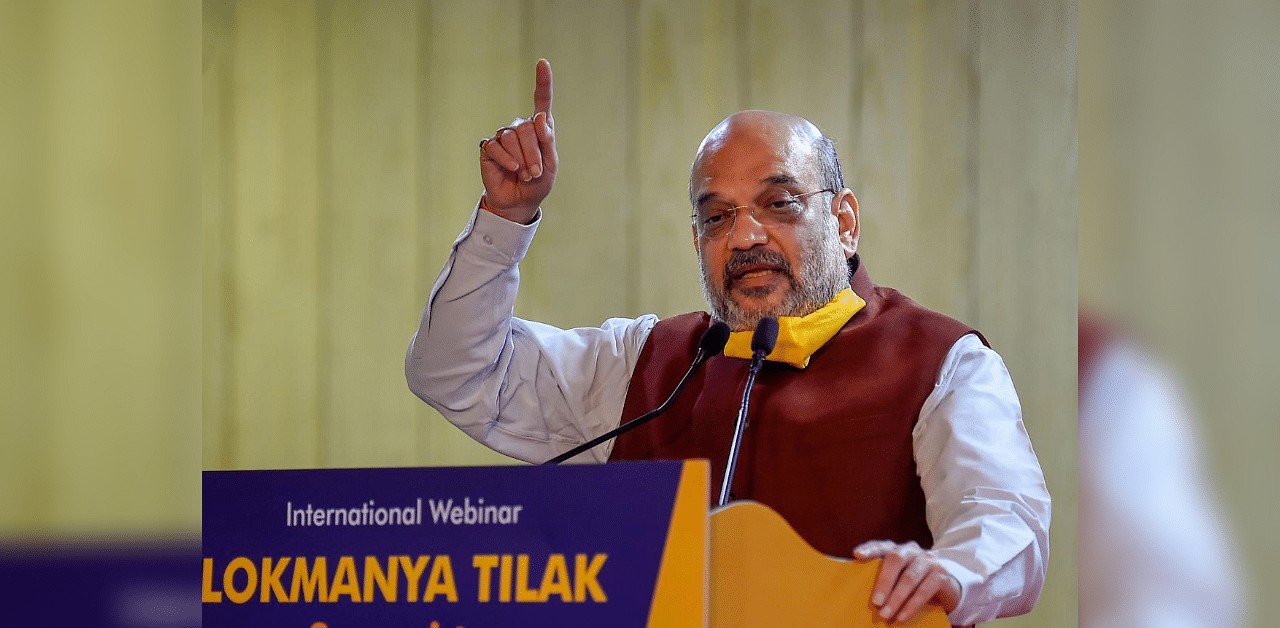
[869,285,989,349]
[633,311,712,363]
[651,311,711,335]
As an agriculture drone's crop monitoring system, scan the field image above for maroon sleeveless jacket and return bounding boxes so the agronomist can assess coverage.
[609,257,984,558]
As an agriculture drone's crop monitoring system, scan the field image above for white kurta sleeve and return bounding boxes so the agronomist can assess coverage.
[405,205,657,464]
[913,333,1052,626]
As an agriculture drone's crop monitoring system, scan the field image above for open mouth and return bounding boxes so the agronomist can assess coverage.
[721,249,794,293]
[726,262,792,295]
[733,265,783,281]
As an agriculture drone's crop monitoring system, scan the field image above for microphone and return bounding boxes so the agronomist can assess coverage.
[750,316,779,361]
[717,316,778,506]
[544,321,731,464]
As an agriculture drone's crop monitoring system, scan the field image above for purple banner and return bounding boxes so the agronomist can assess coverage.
[203,461,694,628]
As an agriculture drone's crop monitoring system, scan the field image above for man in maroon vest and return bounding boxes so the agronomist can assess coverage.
[407,60,1049,626]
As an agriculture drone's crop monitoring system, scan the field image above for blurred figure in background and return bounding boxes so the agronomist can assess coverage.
[1078,311,1243,628]
[1082,1,1278,625]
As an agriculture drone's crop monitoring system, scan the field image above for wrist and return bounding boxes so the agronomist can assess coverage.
[479,194,538,225]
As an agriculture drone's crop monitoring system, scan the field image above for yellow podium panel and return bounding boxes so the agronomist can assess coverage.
[710,501,948,628]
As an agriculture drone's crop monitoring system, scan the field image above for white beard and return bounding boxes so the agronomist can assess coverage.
[699,222,849,332]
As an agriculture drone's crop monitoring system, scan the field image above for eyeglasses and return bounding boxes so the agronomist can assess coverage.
[692,188,835,239]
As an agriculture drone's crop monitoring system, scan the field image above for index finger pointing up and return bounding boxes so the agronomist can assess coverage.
[533,59,553,116]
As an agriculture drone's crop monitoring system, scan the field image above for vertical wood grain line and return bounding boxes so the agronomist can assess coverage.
[846,0,863,192]
[412,0,433,462]
[520,0,533,72]
[736,0,750,106]
[220,1,240,470]
[963,0,981,325]
[625,0,640,316]
[314,0,334,467]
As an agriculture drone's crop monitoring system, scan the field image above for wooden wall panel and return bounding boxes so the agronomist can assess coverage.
[318,0,425,467]
[974,2,1077,627]
[202,0,233,472]
[0,0,201,535]
[743,0,857,145]
[415,0,526,267]
[0,0,45,532]
[633,0,743,319]
[227,0,322,469]
[34,0,200,531]
[518,0,634,330]
[856,1,977,320]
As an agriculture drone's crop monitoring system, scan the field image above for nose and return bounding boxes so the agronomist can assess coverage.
[726,207,769,250]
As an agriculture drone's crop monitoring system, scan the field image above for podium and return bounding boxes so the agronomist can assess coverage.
[204,461,946,627]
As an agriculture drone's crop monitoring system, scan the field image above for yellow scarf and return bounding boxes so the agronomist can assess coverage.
[722,288,865,369]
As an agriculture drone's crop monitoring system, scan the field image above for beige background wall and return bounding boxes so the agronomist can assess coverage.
[203,1,1077,625]
[0,0,200,537]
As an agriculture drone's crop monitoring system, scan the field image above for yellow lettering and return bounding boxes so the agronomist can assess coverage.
[515,554,540,602]
[499,554,513,603]
[290,557,329,603]
[260,557,291,602]
[424,555,458,602]
[327,556,361,603]
[473,555,499,602]
[574,554,607,602]
[223,556,257,605]
[363,556,398,603]
[399,555,430,603]
[202,558,223,603]
[539,554,572,602]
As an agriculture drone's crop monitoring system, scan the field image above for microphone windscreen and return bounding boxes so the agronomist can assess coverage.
[700,321,732,356]
[751,316,779,355]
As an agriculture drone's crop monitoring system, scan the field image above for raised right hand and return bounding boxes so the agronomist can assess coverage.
[479,59,557,224]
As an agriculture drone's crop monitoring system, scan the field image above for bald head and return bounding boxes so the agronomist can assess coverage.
[698,110,824,156]
[690,110,843,203]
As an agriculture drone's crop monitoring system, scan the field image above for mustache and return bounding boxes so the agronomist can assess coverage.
[722,248,794,291]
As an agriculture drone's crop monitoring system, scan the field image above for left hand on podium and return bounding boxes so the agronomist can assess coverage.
[853,540,960,624]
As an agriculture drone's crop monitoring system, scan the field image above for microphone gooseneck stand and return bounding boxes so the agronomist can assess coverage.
[543,321,731,465]
[717,316,778,507]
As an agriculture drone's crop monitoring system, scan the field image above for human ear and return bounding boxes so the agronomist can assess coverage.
[833,190,860,257]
